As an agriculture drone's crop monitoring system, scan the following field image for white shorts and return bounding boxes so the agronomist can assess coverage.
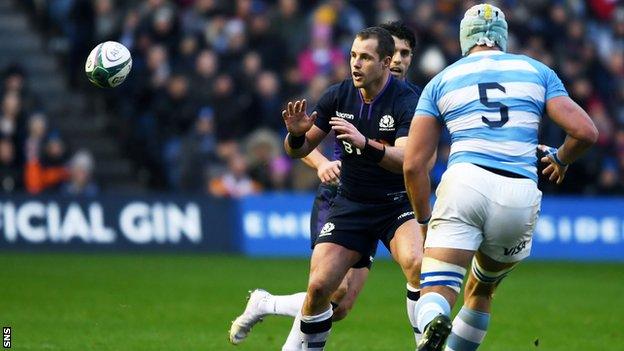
[425,163,542,263]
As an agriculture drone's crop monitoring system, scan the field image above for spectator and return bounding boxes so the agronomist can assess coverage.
[176,107,219,191]
[208,152,260,197]
[297,21,344,83]
[61,150,99,196]
[24,114,68,194]
[245,129,291,191]
[0,136,22,193]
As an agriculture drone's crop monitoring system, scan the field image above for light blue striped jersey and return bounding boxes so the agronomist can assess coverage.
[415,50,568,181]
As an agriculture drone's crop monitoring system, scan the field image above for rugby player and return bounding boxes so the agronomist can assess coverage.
[403,4,598,350]
[229,22,425,350]
[280,26,423,350]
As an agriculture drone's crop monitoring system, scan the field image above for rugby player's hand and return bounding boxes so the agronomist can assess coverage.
[282,99,317,136]
[317,160,341,184]
[330,117,366,149]
[538,144,569,185]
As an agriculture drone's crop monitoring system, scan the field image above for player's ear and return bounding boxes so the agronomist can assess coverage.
[382,55,391,68]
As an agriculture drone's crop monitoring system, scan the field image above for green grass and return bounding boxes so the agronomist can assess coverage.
[0,254,622,350]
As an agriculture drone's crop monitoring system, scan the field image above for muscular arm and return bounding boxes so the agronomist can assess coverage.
[403,116,442,223]
[366,138,405,174]
[284,126,327,159]
[546,96,598,164]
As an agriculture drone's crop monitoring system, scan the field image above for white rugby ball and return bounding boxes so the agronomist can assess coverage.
[85,41,132,88]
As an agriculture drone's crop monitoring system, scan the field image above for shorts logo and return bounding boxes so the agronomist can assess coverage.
[336,111,354,120]
[379,115,395,131]
[504,240,528,256]
[319,222,335,237]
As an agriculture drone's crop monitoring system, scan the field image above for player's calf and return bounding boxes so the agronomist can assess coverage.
[445,254,517,351]
[415,256,469,350]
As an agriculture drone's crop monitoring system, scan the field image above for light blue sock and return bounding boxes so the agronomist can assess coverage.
[415,292,451,333]
[445,306,490,351]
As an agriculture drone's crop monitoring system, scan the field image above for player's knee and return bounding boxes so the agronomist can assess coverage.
[307,280,334,301]
[399,252,423,283]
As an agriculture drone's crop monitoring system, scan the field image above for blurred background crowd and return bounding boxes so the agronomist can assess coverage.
[1,0,623,196]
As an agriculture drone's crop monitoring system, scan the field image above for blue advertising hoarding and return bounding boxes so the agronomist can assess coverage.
[0,195,236,252]
[237,194,624,261]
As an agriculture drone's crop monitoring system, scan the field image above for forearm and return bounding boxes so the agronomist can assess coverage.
[557,135,596,165]
[365,139,403,173]
[284,133,315,159]
[301,148,329,169]
[404,167,432,222]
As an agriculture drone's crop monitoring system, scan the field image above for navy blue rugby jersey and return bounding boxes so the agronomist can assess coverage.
[313,75,420,201]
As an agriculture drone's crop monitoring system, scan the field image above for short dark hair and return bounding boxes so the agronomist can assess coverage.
[355,27,395,61]
[378,21,416,50]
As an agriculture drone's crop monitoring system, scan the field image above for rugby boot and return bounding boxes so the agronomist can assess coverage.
[229,289,271,344]
[417,314,452,351]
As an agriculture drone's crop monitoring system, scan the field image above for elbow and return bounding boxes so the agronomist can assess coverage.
[585,124,599,145]
[403,159,427,178]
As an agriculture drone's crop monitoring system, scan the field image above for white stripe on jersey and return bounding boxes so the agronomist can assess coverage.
[437,82,546,116]
[450,139,535,158]
[441,58,539,83]
[446,110,540,134]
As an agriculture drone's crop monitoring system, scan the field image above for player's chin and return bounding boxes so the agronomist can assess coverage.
[352,78,365,88]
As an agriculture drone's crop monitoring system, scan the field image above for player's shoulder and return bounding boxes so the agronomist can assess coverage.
[391,77,419,99]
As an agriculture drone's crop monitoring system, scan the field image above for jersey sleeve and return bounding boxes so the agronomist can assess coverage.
[543,67,568,101]
[313,84,338,133]
[395,90,419,138]
[414,80,442,123]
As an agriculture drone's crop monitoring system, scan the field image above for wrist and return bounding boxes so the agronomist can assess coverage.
[417,216,431,226]
[287,133,306,149]
[553,150,569,167]
[362,137,385,163]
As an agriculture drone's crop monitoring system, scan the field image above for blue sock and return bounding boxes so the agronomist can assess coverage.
[415,292,451,333]
[445,306,490,351]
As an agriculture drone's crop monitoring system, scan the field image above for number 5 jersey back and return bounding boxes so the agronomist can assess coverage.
[415,50,568,181]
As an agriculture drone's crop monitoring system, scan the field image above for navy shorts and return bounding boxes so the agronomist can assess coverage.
[314,191,414,267]
[310,183,377,269]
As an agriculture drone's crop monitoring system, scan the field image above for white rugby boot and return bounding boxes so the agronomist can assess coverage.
[229,289,272,344]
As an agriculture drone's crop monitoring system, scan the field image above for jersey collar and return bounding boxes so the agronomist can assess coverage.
[467,50,505,57]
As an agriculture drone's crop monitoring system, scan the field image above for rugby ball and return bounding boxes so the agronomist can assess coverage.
[85,41,132,88]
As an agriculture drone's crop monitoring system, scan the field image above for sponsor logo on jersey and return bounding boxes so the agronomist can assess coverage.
[504,240,528,256]
[319,222,335,237]
[397,211,414,220]
[379,115,395,131]
[336,111,354,120]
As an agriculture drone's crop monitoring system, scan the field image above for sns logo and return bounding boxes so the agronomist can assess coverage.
[319,222,335,237]
[504,240,528,256]
[379,115,395,131]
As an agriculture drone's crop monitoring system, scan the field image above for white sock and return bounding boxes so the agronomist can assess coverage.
[261,292,306,317]
[406,283,422,344]
[300,307,333,350]
[415,292,451,333]
[282,310,303,351]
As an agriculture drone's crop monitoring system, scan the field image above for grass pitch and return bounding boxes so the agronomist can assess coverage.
[0,254,622,350]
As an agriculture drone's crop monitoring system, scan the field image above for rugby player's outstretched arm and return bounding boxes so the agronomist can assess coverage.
[403,116,442,224]
[282,99,327,158]
[545,96,598,164]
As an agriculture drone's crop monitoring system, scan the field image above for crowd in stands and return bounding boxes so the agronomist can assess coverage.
[0,64,98,195]
[4,0,624,196]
